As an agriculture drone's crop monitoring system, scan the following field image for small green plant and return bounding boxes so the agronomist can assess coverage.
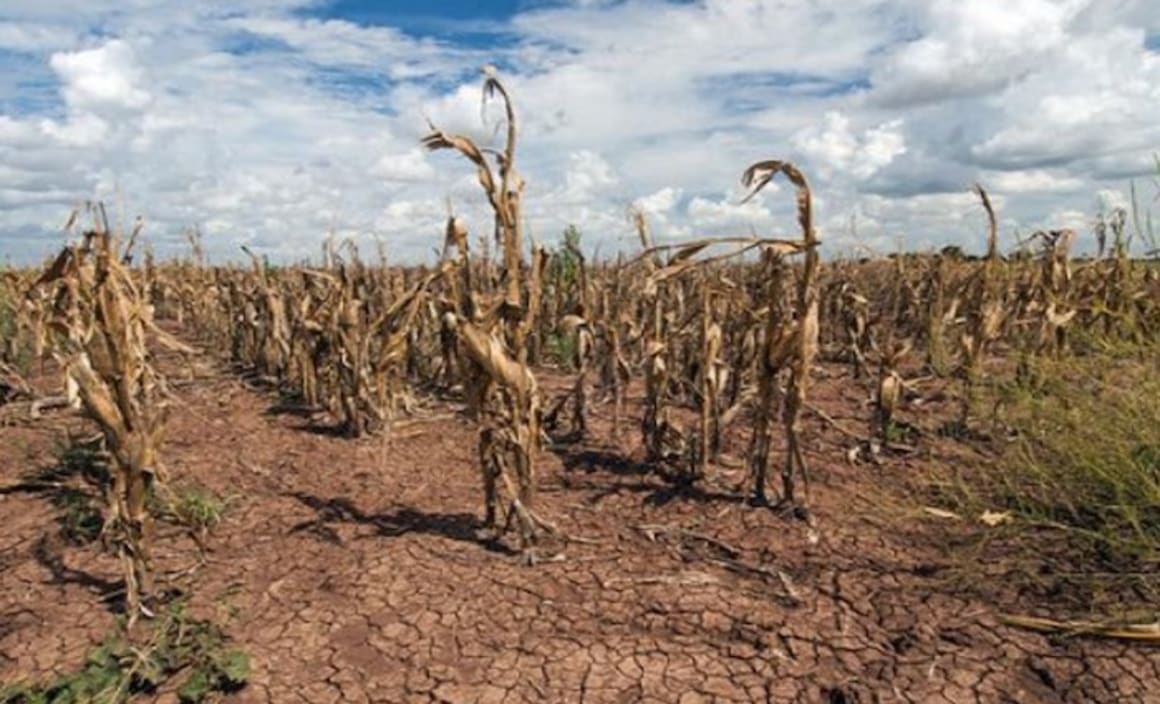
[171,487,227,532]
[0,601,248,704]
[883,420,915,445]
[163,485,231,551]
[548,224,584,288]
[544,330,579,372]
[47,437,111,486]
[936,418,980,441]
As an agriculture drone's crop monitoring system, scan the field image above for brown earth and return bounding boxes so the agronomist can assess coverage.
[1,340,1158,703]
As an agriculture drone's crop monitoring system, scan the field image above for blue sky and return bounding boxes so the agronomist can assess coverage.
[313,0,526,31]
[299,0,532,58]
[0,0,1158,264]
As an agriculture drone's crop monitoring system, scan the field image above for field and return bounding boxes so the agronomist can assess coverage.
[0,335,1154,704]
[2,75,1159,703]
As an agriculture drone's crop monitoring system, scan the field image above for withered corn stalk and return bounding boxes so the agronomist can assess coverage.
[875,340,910,442]
[623,222,813,500]
[601,283,633,446]
[958,185,1006,424]
[543,312,593,440]
[748,249,790,505]
[691,290,725,481]
[1034,228,1076,356]
[33,204,190,624]
[741,160,819,507]
[423,67,556,550]
[836,282,872,379]
[157,247,440,438]
[1,268,38,376]
[640,264,674,463]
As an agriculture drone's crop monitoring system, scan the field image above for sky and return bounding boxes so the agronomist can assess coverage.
[0,0,1158,264]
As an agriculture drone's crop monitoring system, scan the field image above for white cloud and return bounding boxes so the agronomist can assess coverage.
[0,21,79,52]
[372,149,436,183]
[869,0,1088,107]
[791,112,906,180]
[687,190,777,234]
[40,112,108,146]
[224,15,475,78]
[1096,189,1130,213]
[0,0,1158,264]
[846,191,1001,253]
[985,170,1084,194]
[558,150,619,203]
[626,187,688,243]
[50,40,151,111]
[968,27,1160,169]
[0,116,37,144]
[1050,208,1091,233]
[634,187,681,215]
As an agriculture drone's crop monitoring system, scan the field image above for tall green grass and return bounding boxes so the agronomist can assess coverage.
[934,344,1160,614]
[997,349,1160,559]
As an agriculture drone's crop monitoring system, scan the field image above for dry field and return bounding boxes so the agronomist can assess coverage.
[1,72,1159,703]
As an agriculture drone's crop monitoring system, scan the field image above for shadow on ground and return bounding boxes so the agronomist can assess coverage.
[286,491,518,555]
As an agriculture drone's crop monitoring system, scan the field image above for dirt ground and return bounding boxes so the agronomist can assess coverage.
[2,339,1158,703]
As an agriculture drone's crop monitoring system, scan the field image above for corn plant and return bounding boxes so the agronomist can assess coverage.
[741,160,820,507]
[32,204,190,624]
[422,67,556,551]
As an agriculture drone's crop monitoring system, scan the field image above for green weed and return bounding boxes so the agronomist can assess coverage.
[0,601,248,704]
[162,485,232,550]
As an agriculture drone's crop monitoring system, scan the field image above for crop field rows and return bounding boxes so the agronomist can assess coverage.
[1,71,1158,703]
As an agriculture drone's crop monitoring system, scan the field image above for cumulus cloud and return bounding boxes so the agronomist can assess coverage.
[372,149,436,183]
[869,0,1088,107]
[50,40,151,111]
[791,112,906,180]
[968,27,1160,170]
[634,187,681,215]
[629,187,687,242]
[0,0,1157,264]
[0,21,79,52]
[687,190,777,234]
[558,150,619,203]
[853,191,1012,254]
[1096,189,1131,214]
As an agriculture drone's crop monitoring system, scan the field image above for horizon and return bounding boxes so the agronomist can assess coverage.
[1,0,1158,265]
